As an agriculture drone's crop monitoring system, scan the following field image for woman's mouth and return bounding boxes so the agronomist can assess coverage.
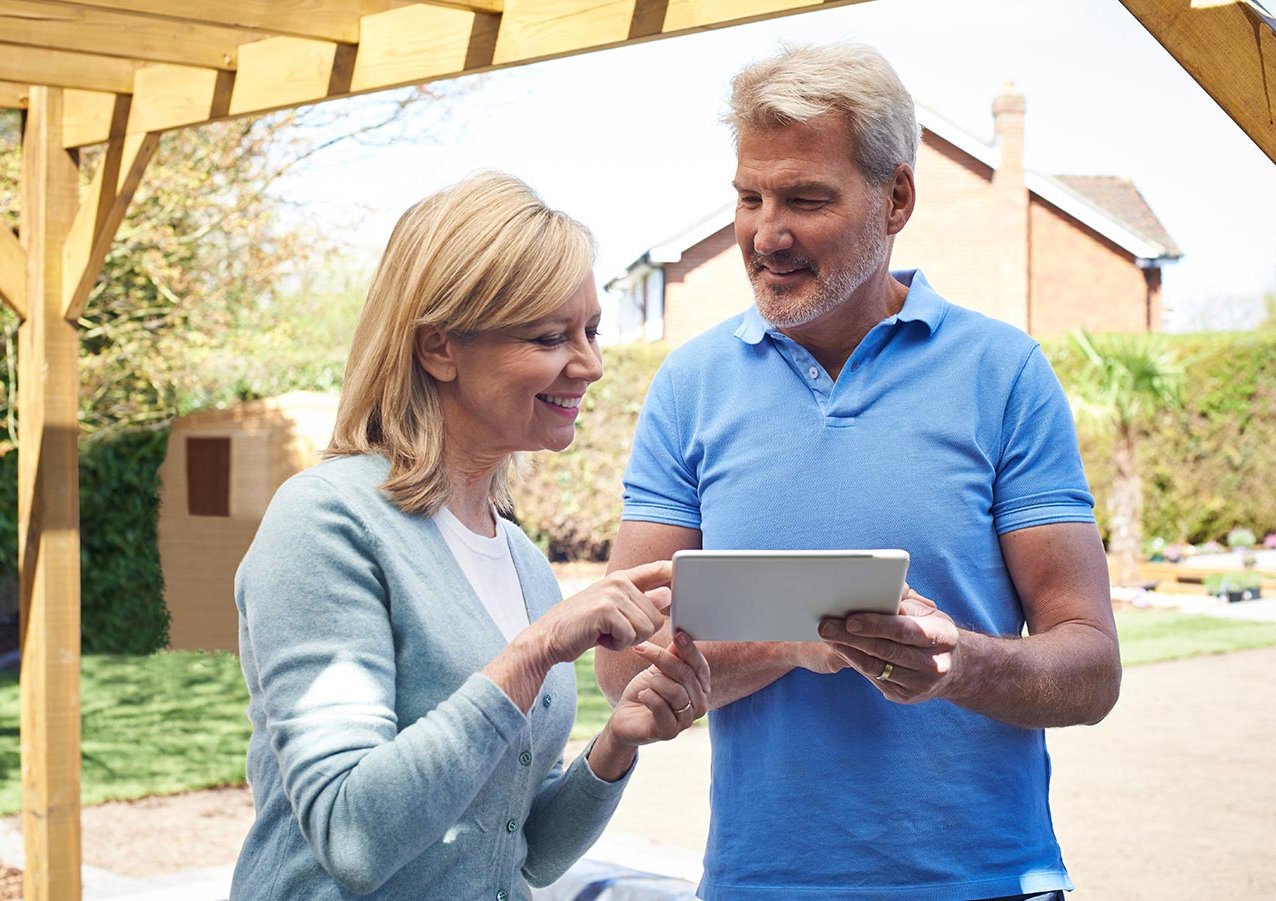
[536,393,583,417]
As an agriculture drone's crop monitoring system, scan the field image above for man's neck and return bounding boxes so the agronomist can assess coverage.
[779,272,909,381]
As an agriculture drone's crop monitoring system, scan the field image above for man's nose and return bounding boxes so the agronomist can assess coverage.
[751,207,793,256]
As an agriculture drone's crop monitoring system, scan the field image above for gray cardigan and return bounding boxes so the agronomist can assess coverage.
[231,454,630,899]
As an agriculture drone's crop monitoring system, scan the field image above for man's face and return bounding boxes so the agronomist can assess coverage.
[733,112,891,329]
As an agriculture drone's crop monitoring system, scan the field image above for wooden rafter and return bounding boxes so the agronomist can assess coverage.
[0,81,30,110]
[0,0,265,70]
[0,43,141,95]
[40,0,417,43]
[1119,0,1276,164]
[28,0,859,147]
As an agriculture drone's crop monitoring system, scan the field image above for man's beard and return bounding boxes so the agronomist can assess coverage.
[748,207,889,330]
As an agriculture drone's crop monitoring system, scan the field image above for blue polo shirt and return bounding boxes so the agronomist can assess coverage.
[622,271,1093,900]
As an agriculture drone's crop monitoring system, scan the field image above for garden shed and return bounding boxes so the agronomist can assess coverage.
[0,0,1271,898]
[157,391,339,653]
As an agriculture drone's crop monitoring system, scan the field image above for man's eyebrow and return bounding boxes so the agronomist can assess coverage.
[730,180,838,195]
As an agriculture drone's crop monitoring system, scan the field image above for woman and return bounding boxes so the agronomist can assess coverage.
[231,172,709,899]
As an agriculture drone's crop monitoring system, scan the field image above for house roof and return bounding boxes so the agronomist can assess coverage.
[612,101,1182,287]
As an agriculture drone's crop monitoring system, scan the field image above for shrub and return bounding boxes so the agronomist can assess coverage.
[1048,331,1276,546]
[1226,527,1257,549]
[0,426,170,653]
[512,343,670,560]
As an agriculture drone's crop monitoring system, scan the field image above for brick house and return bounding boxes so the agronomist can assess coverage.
[607,87,1181,345]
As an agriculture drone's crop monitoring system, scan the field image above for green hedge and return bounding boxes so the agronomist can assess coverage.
[1047,331,1276,545]
[0,426,170,654]
[512,343,671,560]
[515,332,1276,560]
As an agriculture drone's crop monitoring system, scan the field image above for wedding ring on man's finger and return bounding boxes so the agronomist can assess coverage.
[876,662,894,682]
[675,702,693,715]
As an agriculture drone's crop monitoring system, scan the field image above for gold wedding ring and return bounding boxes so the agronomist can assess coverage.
[876,662,894,682]
[675,702,693,715]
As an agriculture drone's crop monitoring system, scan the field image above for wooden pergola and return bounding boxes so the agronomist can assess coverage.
[0,0,1271,898]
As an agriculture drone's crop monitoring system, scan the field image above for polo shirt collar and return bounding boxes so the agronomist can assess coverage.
[733,268,947,346]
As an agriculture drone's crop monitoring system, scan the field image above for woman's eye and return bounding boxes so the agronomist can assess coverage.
[586,327,600,342]
[535,334,567,347]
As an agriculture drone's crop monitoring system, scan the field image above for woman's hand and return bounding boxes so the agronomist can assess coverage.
[486,561,672,714]
[587,631,710,781]
[529,560,673,665]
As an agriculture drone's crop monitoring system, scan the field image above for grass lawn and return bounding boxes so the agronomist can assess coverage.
[2,609,1274,813]
[1114,607,1276,666]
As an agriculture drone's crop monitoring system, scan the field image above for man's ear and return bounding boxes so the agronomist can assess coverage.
[885,163,916,237]
[414,325,457,382]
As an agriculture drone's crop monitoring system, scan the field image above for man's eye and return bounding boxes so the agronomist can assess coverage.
[792,198,826,209]
[737,195,761,208]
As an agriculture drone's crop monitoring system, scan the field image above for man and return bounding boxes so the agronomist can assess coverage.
[595,43,1120,901]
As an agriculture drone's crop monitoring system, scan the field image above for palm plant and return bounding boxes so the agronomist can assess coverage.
[1067,329,1185,587]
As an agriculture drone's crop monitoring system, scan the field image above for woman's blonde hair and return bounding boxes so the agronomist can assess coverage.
[725,42,919,185]
[326,171,596,516]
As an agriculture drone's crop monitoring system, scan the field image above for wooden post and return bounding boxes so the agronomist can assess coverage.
[18,85,82,901]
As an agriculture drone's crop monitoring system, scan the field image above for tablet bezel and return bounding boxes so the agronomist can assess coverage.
[670,549,910,642]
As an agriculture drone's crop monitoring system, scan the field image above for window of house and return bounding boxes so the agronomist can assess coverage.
[186,436,230,517]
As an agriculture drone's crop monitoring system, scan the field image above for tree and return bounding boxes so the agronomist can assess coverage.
[1067,329,1184,587]
[0,83,469,439]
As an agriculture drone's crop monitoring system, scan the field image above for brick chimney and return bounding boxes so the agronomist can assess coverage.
[991,84,1029,331]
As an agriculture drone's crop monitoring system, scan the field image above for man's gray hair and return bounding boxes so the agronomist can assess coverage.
[725,42,920,185]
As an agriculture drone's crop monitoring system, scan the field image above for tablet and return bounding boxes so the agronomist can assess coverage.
[670,549,910,642]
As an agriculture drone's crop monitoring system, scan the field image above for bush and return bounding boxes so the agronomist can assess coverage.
[1048,331,1276,546]
[512,343,671,560]
[0,426,170,653]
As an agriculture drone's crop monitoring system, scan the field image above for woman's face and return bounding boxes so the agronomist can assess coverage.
[437,276,604,462]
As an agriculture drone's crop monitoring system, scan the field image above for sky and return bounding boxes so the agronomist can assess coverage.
[280,0,1276,333]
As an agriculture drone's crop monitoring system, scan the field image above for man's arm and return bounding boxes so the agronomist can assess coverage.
[818,521,1121,729]
[594,520,846,708]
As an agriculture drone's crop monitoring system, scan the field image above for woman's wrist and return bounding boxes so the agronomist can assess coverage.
[483,628,558,713]
[585,722,637,783]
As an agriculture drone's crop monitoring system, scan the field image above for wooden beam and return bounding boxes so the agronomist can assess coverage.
[18,83,82,901]
[0,0,264,70]
[0,43,141,94]
[127,64,233,134]
[0,81,29,110]
[63,99,158,322]
[60,0,855,146]
[61,88,120,149]
[350,4,491,92]
[1120,0,1276,164]
[230,36,349,116]
[42,0,414,43]
[0,225,26,320]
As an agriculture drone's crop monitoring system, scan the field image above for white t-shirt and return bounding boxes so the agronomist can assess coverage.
[433,505,530,644]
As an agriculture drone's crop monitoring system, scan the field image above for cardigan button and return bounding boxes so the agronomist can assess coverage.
[506,818,518,833]
[519,751,532,766]
[497,891,509,901]
[541,693,552,709]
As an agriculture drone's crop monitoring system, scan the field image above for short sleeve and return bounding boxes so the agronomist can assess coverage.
[621,364,701,529]
[991,346,1096,534]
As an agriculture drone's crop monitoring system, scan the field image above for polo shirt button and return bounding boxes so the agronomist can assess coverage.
[506,818,519,833]
[519,751,532,766]
[497,892,509,901]
[807,366,819,379]
[541,694,552,708]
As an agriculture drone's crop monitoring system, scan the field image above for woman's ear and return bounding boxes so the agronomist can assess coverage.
[414,325,457,382]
